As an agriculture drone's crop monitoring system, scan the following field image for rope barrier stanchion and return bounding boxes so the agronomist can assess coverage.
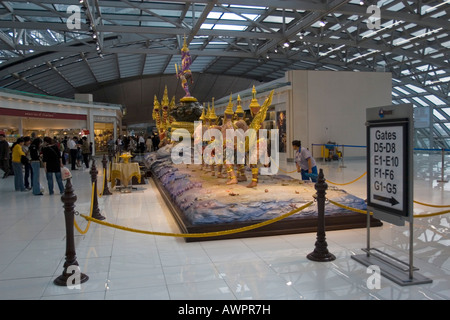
[81,201,314,238]
[101,154,112,195]
[89,160,105,221]
[307,169,336,262]
[54,178,89,287]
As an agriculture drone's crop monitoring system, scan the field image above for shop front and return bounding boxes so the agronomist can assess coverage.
[0,89,123,155]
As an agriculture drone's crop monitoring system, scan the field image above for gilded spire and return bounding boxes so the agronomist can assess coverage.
[199,107,206,121]
[235,94,244,114]
[249,85,260,117]
[224,93,234,115]
[181,35,189,52]
[208,98,218,120]
[161,86,169,107]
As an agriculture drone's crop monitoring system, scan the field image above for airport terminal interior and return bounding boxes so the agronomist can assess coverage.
[0,1,449,301]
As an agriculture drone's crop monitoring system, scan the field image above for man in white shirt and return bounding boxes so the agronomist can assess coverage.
[67,136,79,170]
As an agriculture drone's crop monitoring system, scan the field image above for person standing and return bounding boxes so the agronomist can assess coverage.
[0,132,10,179]
[42,137,64,195]
[30,138,43,195]
[145,135,153,153]
[22,136,32,190]
[80,136,90,169]
[292,140,318,183]
[67,136,79,170]
[138,135,145,153]
[11,137,26,191]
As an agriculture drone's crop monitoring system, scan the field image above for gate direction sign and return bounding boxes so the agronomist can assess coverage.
[366,104,413,226]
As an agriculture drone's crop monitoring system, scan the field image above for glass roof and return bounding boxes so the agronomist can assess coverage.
[0,0,448,148]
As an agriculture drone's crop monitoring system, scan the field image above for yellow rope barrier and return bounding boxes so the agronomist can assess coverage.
[73,182,95,235]
[326,172,367,186]
[81,201,314,238]
[327,199,450,218]
[413,200,450,208]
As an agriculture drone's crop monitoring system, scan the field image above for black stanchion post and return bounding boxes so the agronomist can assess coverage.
[90,159,106,220]
[101,154,112,195]
[54,178,89,286]
[307,169,336,262]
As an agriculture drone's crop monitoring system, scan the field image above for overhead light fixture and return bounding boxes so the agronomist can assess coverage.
[319,21,326,27]
[359,0,364,5]
[283,41,290,48]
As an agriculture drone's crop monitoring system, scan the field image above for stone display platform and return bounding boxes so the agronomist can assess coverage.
[144,148,381,242]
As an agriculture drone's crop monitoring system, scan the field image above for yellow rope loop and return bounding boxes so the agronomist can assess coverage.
[328,199,450,218]
[413,200,450,208]
[73,182,95,235]
[327,199,372,215]
[326,172,367,186]
[81,201,314,238]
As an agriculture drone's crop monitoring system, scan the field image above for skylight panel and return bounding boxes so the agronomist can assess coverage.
[425,95,446,105]
[200,24,214,29]
[263,16,294,24]
[229,5,267,10]
[221,13,246,21]
[207,12,222,19]
[242,14,259,21]
[433,110,447,121]
[213,24,247,31]
[441,108,450,118]
[413,97,429,106]
[394,86,410,95]
[406,84,426,93]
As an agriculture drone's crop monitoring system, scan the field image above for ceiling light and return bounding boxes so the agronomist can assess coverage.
[283,41,290,48]
[319,21,326,27]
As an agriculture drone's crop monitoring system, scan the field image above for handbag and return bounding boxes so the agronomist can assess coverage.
[61,166,72,180]
[20,155,29,165]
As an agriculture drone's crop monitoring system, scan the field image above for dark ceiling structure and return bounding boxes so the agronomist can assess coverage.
[0,0,448,148]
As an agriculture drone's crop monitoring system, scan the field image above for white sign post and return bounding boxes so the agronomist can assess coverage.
[351,104,432,286]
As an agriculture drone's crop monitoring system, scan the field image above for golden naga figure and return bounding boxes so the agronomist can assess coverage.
[152,86,176,141]
[246,89,274,188]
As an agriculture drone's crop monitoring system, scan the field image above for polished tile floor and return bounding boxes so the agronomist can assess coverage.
[0,153,449,300]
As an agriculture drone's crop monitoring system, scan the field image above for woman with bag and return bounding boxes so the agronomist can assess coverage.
[42,137,64,195]
[11,137,26,192]
[30,138,43,195]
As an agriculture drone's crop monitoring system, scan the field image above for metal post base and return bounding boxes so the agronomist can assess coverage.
[54,267,89,287]
[351,252,432,286]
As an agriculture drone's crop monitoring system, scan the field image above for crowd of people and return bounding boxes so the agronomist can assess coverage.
[106,134,159,160]
[0,132,93,196]
[0,131,161,195]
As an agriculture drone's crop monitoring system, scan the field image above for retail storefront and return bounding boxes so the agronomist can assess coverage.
[0,88,123,155]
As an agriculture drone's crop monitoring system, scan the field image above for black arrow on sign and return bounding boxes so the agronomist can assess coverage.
[373,194,399,206]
